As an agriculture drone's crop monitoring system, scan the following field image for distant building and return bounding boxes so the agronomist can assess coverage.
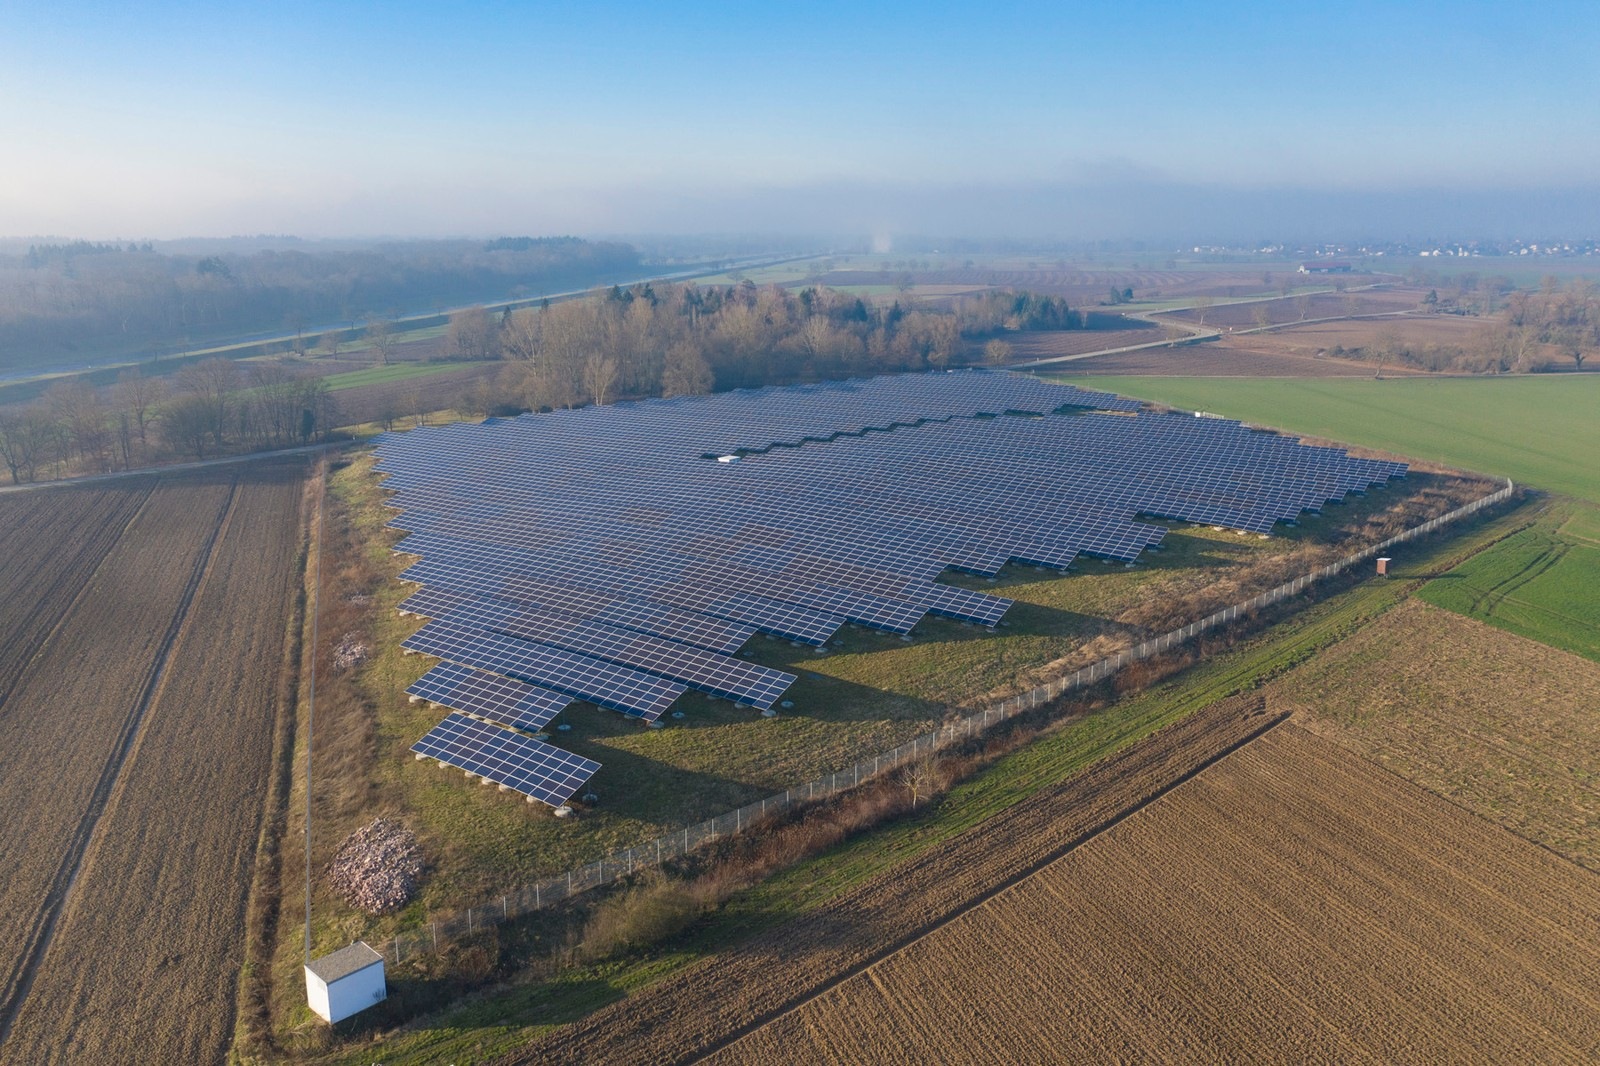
[1298,261,1353,274]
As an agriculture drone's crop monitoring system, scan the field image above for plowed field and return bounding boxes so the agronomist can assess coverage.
[508,694,1285,1064]
[0,457,306,1062]
[706,726,1600,1065]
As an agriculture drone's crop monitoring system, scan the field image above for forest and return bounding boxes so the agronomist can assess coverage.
[475,282,1078,411]
[0,237,640,373]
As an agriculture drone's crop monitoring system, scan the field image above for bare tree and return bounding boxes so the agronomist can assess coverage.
[1191,295,1214,325]
[1251,304,1272,330]
[983,338,1013,366]
[112,368,163,455]
[661,342,713,397]
[320,330,344,359]
[899,757,938,807]
[0,406,56,483]
[365,317,396,366]
[176,358,237,450]
[448,305,499,361]
[582,352,620,406]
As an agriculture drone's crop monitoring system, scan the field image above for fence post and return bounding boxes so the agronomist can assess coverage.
[432,921,438,952]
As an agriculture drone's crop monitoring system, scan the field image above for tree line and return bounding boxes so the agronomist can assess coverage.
[441,282,1080,413]
[0,237,640,375]
[0,361,335,483]
[1332,279,1600,374]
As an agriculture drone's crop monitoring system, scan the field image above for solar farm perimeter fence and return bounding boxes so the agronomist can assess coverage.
[379,477,1515,965]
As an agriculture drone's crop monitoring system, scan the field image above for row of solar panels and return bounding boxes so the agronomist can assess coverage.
[390,370,1406,806]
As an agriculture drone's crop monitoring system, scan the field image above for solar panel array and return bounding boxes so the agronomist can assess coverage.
[382,369,1406,805]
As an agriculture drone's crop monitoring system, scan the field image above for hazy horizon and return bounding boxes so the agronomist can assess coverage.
[5,1,1597,241]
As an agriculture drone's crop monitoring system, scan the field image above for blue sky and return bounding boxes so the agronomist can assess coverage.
[2,1,1596,238]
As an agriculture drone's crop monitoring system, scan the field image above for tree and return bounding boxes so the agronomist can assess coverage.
[175,358,236,449]
[447,305,499,361]
[364,317,396,365]
[160,393,217,459]
[112,369,163,455]
[983,339,1013,366]
[661,342,713,397]
[1191,295,1214,326]
[582,352,619,406]
[320,330,344,358]
[1251,304,1272,330]
[899,758,938,807]
[0,406,56,483]
[1294,293,1312,321]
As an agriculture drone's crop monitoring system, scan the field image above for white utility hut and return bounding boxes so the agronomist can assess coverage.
[305,942,386,1023]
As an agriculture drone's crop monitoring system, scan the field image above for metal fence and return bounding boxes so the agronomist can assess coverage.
[379,477,1514,965]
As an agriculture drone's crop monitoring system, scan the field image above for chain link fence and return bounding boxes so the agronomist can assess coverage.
[380,478,1514,965]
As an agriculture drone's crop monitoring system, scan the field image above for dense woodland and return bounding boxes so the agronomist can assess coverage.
[0,237,640,372]
[455,282,1078,411]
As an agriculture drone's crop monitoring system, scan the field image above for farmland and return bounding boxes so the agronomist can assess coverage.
[0,457,306,1062]
[1058,373,1600,503]
[702,725,1600,1065]
[1275,597,1600,870]
[1415,499,1600,660]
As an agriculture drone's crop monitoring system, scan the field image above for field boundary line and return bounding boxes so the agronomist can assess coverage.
[690,706,1289,1065]
[0,482,158,717]
[0,478,241,1047]
[380,477,1516,967]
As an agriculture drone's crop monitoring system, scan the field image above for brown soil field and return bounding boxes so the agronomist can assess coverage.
[1060,338,1416,377]
[816,268,1285,304]
[1163,287,1425,328]
[1003,325,1165,360]
[504,693,1285,1064]
[1250,312,1494,353]
[0,457,306,1062]
[706,725,1600,1065]
[1269,598,1600,872]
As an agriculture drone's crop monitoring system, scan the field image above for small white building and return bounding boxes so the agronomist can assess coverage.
[305,942,386,1024]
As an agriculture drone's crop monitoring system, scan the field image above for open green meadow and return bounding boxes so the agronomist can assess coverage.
[1417,499,1600,661]
[1056,373,1600,505]
[318,360,488,391]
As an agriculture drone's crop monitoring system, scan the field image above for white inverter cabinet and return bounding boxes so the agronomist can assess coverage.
[305,942,386,1023]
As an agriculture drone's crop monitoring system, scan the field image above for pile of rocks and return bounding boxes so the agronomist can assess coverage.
[326,818,424,914]
[332,633,369,670]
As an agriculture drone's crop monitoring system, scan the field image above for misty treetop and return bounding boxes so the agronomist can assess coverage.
[0,237,640,374]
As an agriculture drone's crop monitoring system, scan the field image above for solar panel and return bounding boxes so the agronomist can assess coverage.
[412,713,600,807]
[378,369,1407,801]
[406,661,573,731]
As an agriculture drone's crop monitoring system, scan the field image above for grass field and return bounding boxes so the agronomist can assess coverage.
[1057,373,1600,504]
[1415,498,1600,661]
[319,361,490,392]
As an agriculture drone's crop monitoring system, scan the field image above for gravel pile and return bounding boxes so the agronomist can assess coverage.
[326,818,424,914]
[332,633,369,670]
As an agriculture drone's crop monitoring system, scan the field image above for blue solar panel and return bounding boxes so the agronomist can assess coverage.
[412,713,599,807]
[379,369,1406,800]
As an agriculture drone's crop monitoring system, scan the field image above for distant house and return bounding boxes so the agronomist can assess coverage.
[1298,261,1353,274]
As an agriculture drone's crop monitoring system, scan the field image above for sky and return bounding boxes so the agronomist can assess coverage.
[2,0,1597,241]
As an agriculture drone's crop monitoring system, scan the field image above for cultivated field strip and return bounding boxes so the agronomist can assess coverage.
[0,461,307,1062]
[507,694,1284,1065]
[0,481,155,707]
[709,726,1600,1065]
[0,475,237,1032]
